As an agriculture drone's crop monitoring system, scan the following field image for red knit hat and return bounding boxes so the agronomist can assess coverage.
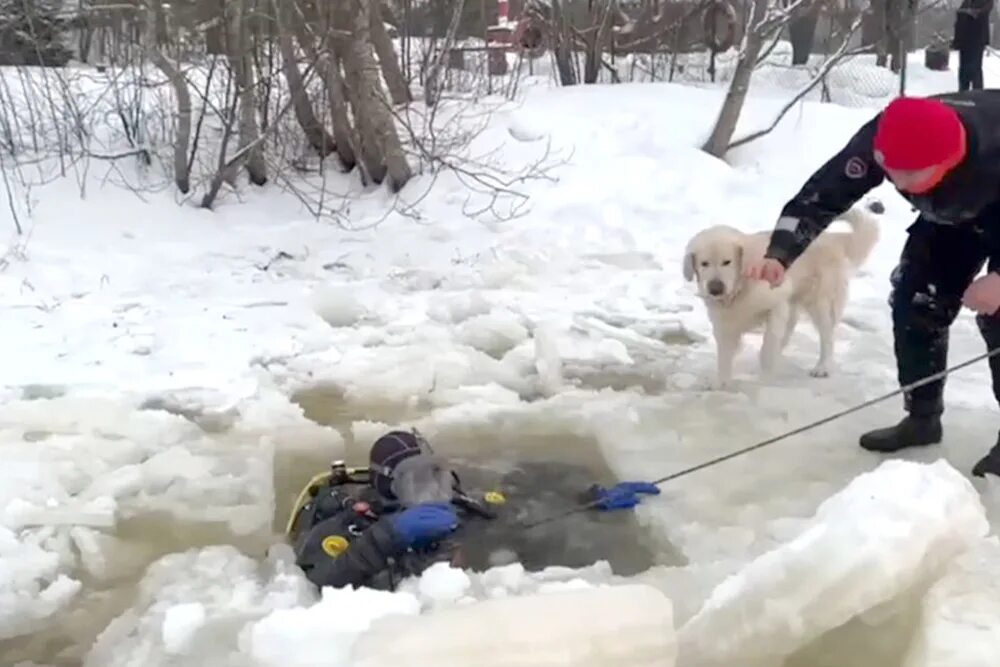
[873,97,965,171]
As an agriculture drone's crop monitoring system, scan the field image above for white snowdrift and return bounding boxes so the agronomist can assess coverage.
[903,536,1000,667]
[677,459,989,667]
[351,583,677,667]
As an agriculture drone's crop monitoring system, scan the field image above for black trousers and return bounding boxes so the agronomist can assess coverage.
[889,217,1000,416]
[958,46,985,91]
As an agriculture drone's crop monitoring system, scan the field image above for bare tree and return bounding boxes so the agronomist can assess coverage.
[141,0,192,193]
[727,11,866,151]
[548,0,578,86]
[286,0,359,171]
[370,1,411,105]
[702,0,817,158]
[274,0,337,157]
[226,0,267,185]
[335,0,412,190]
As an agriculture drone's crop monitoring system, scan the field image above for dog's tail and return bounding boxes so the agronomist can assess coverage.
[838,206,880,269]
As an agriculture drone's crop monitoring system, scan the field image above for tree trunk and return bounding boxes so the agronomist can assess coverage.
[227,0,267,185]
[335,0,412,190]
[550,0,578,86]
[370,1,411,105]
[702,0,768,158]
[142,0,192,193]
[583,1,614,84]
[320,54,361,174]
[788,8,820,66]
[291,1,359,172]
[274,0,337,156]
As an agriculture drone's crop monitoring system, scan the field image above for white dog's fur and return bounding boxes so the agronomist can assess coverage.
[683,207,880,387]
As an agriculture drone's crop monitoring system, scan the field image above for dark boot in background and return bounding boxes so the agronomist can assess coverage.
[972,434,1000,478]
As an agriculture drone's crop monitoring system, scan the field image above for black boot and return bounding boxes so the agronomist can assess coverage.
[859,414,943,453]
[972,436,1000,478]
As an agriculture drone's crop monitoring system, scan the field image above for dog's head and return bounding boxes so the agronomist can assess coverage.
[683,226,746,302]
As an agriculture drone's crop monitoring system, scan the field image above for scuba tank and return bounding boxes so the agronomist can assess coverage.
[286,460,377,539]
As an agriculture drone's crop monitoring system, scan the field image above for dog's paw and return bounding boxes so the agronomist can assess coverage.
[809,366,830,378]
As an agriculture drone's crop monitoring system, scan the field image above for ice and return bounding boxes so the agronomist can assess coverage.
[414,562,473,606]
[161,602,207,654]
[677,460,990,667]
[311,286,370,328]
[532,322,564,396]
[244,586,421,667]
[84,546,316,667]
[902,537,1000,667]
[0,524,83,640]
[350,584,677,667]
[454,310,530,358]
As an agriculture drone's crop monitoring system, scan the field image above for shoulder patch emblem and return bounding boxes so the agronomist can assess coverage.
[484,490,507,505]
[321,535,349,557]
[845,156,868,179]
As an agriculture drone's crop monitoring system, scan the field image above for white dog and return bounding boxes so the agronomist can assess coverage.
[683,207,879,387]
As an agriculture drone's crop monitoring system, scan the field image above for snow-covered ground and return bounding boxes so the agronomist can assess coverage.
[4,47,1000,666]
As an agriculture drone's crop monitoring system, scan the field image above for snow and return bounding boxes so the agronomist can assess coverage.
[676,459,990,667]
[2,44,1000,666]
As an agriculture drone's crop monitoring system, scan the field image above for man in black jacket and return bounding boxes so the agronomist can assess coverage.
[745,92,1000,478]
[953,0,993,91]
[286,429,661,590]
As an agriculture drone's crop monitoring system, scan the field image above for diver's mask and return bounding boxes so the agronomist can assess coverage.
[390,453,456,506]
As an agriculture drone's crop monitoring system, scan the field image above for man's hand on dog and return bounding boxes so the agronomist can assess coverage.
[743,258,785,286]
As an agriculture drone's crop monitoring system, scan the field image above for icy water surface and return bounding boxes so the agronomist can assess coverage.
[4,386,678,666]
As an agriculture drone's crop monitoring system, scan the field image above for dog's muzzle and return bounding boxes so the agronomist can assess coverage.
[706,279,726,297]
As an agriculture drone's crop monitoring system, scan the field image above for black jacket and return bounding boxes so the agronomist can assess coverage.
[954,0,993,51]
[765,90,1000,268]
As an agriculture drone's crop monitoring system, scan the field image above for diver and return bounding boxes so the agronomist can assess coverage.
[285,429,662,591]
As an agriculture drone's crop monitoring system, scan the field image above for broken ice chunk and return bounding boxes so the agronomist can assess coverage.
[4,496,117,530]
[677,459,989,667]
[902,536,1000,667]
[351,584,677,667]
[161,602,207,654]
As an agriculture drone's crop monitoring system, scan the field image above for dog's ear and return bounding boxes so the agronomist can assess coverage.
[683,251,696,282]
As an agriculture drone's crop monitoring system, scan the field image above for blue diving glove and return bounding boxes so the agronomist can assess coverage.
[593,481,661,511]
[391,502,459,547]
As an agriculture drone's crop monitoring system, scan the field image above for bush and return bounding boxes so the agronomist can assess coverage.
[0,0,74,67]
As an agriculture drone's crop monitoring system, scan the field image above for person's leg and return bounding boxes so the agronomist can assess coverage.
[972,309,1000,476]
[972,236,1000,476]
[860,217,987,452]
[958,48,972,91]
[971,46,985,90]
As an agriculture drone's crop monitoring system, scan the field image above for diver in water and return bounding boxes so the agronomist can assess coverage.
[285,429,661,591]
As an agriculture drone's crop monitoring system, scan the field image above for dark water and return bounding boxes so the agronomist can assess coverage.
[287,383,683,575]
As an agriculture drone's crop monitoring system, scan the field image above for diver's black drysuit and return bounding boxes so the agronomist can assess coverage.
[288,460,660,591]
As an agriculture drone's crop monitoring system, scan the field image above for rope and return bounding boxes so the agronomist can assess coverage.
[519,345,1000,530]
